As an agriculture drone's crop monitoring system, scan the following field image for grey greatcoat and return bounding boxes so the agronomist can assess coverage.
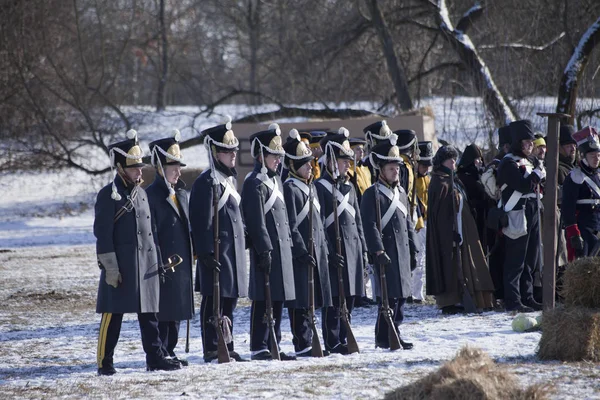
[95,177,159,314]
[284,177,333,308]
[315,171,367,298]
[146,176,194,322]
[190,168,248,298]
[361,182,417,299]
[241,164,295,302]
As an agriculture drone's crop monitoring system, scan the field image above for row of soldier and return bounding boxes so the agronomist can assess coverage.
[96,115,598,374]
[94,118,434,375]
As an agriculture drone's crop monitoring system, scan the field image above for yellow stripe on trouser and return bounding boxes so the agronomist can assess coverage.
[97,313,112,367]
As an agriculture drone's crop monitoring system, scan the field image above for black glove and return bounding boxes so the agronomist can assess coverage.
[374,251,391,265]
[296,253,316,268]
[244,230,252,250]
[410,255,417,271]
[329,253,345,269]
[202,254,221,272]
[453,231,462,245]
[570,235,585,252]
[258,251,272,273]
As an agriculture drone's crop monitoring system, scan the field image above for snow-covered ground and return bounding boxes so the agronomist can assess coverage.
[1,245,599,399]
[1,98,600,398]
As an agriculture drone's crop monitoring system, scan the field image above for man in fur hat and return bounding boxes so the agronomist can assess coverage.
[95,130,180,375]
[241,123,297,361]
[146,129,194,367]
[360,138,417,349]
[316,128,368,354]
[189,117,249,363]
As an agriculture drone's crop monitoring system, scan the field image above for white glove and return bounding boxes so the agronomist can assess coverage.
[98,253,122,288]
[533,167,546,180]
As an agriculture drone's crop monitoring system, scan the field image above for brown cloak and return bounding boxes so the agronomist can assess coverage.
[426,168,495,309]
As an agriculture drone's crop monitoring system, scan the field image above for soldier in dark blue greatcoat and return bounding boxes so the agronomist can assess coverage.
[189,117,249,363]
[282,129,332,357]
[146,129,194,367]
[95,130,180,375]
[241,123,296,361]
[563,126,600,260]
[360,139,417,350]
[316,128,368,354]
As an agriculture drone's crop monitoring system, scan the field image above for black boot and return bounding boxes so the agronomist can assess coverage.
[399,339,414,350]
[250,351,273,361]
[279,352,297,361]
[523,299,543,311]
[146,357,181,371]
[229,351,250,362]
[328,343,349,355]
[203,351,218,363]
[97,364,116,376]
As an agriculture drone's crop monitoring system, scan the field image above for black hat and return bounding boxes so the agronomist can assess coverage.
[250,123,285,159]
[349,137,367,148]
[308,131,327,144]
[458,143,483,168]
[107,129,145,200]
[149,129,186,168]
[433,145,459,168]
[320,127,355,163]
[369,135,403,169]
[509,120,536,145]
[108,129,145,169]
[284,129,314,171]
[573,126,600,155]
[498,126,511,147]
[364,120,393,147]
[393,129,417,153]
[559,124,576,146]
[201,116,239,152]
[418,141,433,166]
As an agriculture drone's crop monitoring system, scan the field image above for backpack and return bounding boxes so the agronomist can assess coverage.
[481,160,501,201]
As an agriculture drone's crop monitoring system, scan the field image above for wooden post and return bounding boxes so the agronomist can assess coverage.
[537,113,570,310]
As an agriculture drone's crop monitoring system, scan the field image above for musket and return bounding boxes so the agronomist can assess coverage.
[210,178,231,363]
[185,319,190,353]
[374,180,402,351]
[332,178,360,354]
[307,179,324,357]
[450,170,477,313]
[260,185,281,360]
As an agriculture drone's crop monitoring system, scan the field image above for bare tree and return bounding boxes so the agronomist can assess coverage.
[556,16,600,125]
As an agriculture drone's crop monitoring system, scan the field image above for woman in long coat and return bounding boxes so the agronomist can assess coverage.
[426,146,495,314]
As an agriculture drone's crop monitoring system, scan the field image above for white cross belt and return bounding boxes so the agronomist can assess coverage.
[261,176,284,215]
[287,178,321,225]
[214,171,241,211]
[318,180,356,228]
[378,183,407,230]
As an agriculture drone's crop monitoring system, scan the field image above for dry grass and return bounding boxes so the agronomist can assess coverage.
[384,347,553,400]
[561,257,600,308]
[537,306,600,362]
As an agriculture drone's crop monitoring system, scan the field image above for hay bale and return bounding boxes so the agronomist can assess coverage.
[384,347,551,400]
[537,306,600,362]
[562,257,600,308]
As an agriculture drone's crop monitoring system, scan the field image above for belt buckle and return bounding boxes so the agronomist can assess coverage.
[123,197,134,213]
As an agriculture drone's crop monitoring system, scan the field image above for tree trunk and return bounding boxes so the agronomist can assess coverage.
[556,16,600,125]
[156,0,168,112]
[367,0,413,111]
[435,1,517,127]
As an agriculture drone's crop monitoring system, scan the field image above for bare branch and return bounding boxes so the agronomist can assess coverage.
[479,32,566,51]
